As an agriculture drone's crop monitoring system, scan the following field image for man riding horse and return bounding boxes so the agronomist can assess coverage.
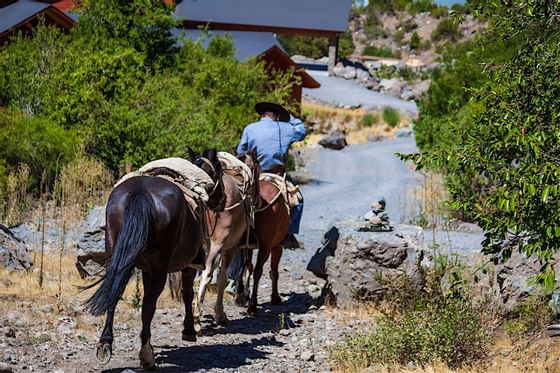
[236,102,306,247]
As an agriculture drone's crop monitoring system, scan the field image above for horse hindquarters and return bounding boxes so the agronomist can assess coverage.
[86,189,156,364]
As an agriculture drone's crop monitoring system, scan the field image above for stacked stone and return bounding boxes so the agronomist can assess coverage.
[359,196,392,232]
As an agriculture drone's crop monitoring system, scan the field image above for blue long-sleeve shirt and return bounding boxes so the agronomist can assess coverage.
[237,117,307,172]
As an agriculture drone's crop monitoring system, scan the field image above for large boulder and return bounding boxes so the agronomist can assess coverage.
[319,130,347,150]
[308,219,427,306]
[0,224,32,271]
[379,78,405,96]
[77,205,106,255]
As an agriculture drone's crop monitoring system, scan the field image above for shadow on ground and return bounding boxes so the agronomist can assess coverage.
[201,291,313,337]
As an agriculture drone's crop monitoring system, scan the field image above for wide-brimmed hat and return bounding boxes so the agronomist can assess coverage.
[255,102,290,122]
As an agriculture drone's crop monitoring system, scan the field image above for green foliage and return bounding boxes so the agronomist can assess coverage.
[409,31,421,50]
[277,32,355,59]
[75,0,179,70]
[432,18,461,42]
[383,107,400,127]
[333,266,490,368]
[405,0,560,279]
[504,294,554,339]
[393,29,405,44]
[0,110,80,188]
[362,113,379,127]
[363,45,400,58]
[0,2,295,189]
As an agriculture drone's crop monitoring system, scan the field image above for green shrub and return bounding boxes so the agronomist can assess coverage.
[383,107,400,127]
[393,29,405,44]
[333,299,489,368]
[363,46,400,58]
[364,25,389,39]
[0,110,80,189]
[432,18,461,42]
[362,113,379,127]
[409,31,421,50]
[278,32,354,59]
[333,266,490,369]
[430,5,449,18]
[504,294,555,339]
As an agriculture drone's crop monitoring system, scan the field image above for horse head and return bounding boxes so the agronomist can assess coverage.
[239,148,261,206]
[188,147,226,212]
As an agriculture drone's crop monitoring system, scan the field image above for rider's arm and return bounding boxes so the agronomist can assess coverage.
[236,128,249,156]
[289,116,307,142]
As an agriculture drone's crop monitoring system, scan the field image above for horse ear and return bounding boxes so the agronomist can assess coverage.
[207,148,217,161]
[187,147,197,160]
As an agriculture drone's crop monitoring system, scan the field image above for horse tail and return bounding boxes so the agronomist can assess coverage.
[85,189,156,316]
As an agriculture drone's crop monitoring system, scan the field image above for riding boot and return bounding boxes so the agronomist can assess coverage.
[281,233,303,249]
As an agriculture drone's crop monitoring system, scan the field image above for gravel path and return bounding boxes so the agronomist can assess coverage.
[303,70,418,113]
[1,139,484,373]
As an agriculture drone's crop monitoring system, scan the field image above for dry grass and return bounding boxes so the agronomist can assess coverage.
[403,171,449,230]
[0,164,32,225]
[333,337,560,373]
[0,152,113,228]
[0,252,180,330]
[301,102,412,146]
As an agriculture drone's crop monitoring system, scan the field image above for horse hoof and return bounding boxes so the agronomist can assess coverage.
[141,361,157,371]
[271,295,282,305]
[235,294,248,307]
[182,332,197,342]
[96,342,112,365]
[139,343,156,370]
[247,305,258,315]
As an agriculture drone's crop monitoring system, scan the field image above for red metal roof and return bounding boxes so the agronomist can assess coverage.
[53,0,74,11]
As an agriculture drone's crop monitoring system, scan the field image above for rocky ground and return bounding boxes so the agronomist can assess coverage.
[0,137,488,373]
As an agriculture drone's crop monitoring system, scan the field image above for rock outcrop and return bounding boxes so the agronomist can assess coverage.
[308,219,427,306]
[76,205,106,255]
[0,224,32,272]
[318,130,347,150]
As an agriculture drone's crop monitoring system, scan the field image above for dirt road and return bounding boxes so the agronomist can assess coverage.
[0,138,483,372]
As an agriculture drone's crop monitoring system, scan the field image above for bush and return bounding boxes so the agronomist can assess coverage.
[432,18,461,42]
[362,113,379,127]
[0,110,80,189]
[364,24,389,39]
[277,32,355,59]
[409,31,421,50]
[383,107,400,127]
[504,295,555,339]
[363,45,400,58]
[333,299,488,368]
[332,267,490,369]
[393,29,405,44]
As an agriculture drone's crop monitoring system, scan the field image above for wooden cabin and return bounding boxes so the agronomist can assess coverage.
[0,0,75,45]
[173,0,352,75]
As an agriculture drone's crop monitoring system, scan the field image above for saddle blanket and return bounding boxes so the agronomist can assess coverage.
[116,157,215,203]
[259,173,303,209]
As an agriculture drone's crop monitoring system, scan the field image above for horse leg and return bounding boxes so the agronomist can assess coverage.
[215,248,234,324]
[248,247,270,314]
[181,267,198,342]
[193,244,221,335]
[235,248,252,306]
[95,302,116,364]
[270,245,283,305]
[139,270,167,370]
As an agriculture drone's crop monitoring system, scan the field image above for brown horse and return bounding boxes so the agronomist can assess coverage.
[245,173,290,314]
[191,149,259,334]
[83,150,225,370]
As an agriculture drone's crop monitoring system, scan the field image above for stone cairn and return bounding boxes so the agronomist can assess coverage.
[358,196,393,232]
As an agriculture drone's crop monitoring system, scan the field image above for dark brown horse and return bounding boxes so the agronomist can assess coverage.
[243,173,290,314]
[84,150,225,370]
